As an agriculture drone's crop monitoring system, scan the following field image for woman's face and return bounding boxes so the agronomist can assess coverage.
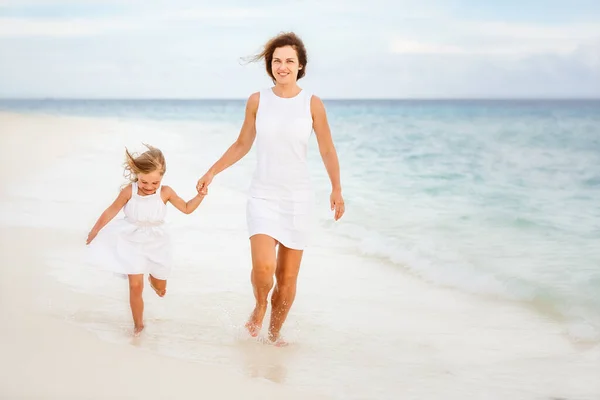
[271,45,302,84]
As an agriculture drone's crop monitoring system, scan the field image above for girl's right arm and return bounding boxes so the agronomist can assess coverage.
[86,185,132,244]
[196,92,259,192]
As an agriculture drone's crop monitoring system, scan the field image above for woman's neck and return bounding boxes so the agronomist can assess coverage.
[272,83,302,98]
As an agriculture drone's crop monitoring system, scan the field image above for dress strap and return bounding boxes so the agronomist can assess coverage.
[131,181,138,196]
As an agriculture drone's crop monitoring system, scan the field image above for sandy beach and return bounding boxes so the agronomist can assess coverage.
[0,112,329,400]
[0,227,330,400]
[1,110,599,400]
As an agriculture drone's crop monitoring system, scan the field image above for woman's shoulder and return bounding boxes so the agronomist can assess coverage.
[245,91,261,114]
[248,87,276,102]
[248,91,261,103]
[309,93,325,112]
[307,90,320,101]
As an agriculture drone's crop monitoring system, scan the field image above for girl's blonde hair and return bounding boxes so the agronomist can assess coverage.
[123,143,166,183]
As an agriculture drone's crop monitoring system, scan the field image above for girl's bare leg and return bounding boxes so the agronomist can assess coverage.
[128,274,145,335]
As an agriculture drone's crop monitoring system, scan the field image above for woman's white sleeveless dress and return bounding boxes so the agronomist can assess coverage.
[246,88,314,250]
[88,182,172,279]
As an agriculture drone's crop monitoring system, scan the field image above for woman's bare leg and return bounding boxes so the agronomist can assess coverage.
[268,244,303,344]
[245,234,277,337]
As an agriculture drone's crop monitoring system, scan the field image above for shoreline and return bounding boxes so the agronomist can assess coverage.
[0,228,328,400]
[0,111,330,400]
[1,110,599,400]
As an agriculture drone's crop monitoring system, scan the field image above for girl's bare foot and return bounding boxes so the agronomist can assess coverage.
[133,324,144,337]
[245,304,267,337]
[148,275,166,297]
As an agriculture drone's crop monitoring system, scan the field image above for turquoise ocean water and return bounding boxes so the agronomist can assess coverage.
[2,98,600,339]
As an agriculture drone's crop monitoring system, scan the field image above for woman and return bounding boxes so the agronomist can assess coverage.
[196,32,345,345]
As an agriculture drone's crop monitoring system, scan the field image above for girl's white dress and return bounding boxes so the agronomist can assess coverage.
[88,182,172,280]
[247,88,315,250]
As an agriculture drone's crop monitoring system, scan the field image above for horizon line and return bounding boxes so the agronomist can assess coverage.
[1,96,600,101]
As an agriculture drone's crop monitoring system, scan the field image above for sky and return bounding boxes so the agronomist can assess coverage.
[0,0,599,99]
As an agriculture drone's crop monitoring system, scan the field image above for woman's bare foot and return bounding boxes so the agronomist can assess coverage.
[133,324,145,337]
[245,304,267,337]
[267,331,288,347]
[148,275,166,297]
[245,321,261,337]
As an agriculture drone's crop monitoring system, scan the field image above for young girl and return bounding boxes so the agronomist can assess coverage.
[86,144,207,336]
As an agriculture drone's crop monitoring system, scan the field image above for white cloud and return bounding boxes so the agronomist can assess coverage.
[0,6,273,37]
[390,39,466,54]
[463,21,600,39]
[160,7,270,20]
[391,20,600,56]
[573,40,600,69]
[0,0,138,4]
[0,17,134,36]
[0,1,598,98]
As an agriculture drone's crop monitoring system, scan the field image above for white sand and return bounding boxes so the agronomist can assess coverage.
[0,112,329,400]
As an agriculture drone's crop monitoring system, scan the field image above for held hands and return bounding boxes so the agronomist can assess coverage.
[196,186,208,198]
[330,188,345,221]
[196,171,213,195]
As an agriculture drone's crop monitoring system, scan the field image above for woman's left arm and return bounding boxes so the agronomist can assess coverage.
[311,95,345,221]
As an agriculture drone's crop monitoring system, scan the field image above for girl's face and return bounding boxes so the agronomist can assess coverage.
[137,170,163,195]
[271,45,302,85]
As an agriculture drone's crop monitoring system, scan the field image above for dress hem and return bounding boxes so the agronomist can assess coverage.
[248,230,307,251]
